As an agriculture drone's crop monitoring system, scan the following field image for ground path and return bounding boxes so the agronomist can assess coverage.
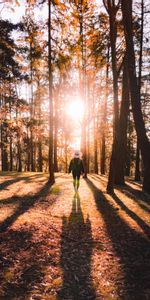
[0,172,150,300]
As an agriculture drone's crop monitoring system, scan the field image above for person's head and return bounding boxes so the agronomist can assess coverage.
[74,150,80,158]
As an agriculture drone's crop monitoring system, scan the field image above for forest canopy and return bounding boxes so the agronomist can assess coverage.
[0,0,150,193]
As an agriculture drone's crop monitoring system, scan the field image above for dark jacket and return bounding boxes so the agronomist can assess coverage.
[69,158,84,175]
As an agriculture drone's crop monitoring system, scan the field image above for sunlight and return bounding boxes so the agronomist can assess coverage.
[66,98,84,123]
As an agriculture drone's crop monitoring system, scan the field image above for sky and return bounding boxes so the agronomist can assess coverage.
[0,0,48,23]
[0,0,102,23]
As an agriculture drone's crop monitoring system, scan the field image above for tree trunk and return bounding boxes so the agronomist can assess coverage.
[94,112,98,174]
[27,128,30,172]
[37,79,43,172]
[1,122,8,171]
[86,79,90,173]
[9,136,13,171]
[38,142,42,172]
[48,0,55,184]
[103,1,120,193]
[79,0,87,178]
[135,142,141,181]
[134,0,144,182]
[17,139,22,172]
[54,92,58,172]
[121,0,150,193]
[114,55,130,184]
[30,40,35,172]
[101,46,109,175]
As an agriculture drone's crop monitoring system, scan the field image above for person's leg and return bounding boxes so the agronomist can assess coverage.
[76,174,80,190]
[72,173,77,191]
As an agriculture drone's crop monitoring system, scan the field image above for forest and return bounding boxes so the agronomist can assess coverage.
[0,1,150,299]
[0,0,150,193]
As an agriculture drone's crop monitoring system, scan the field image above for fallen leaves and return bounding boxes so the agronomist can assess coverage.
[0,173,150,299]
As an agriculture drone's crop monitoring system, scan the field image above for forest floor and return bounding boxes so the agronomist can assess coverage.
[0,172,150,300]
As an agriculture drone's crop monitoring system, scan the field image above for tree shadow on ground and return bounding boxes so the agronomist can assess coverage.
[0,173,45,190]
[112,192,150,239]
[0,181,55,232]
[57,193,97,300]
[91,174,150,214]
[0,225,57,299]
[86,178,150,300]
[0,179,59,299]
[118,183,150,205]
[0,227,41,299]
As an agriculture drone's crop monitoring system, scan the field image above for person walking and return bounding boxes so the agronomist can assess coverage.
[69,151,84,192]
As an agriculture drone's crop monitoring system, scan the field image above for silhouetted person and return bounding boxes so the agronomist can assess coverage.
[69,151,84,192]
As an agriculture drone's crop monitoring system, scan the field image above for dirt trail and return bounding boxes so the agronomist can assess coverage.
[0,173,150,300]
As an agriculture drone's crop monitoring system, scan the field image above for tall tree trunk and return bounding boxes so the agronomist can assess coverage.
[30,41,35,172]
[54,91,58,172]
[9,136,13,171]
[37,79,43,172]
[135,0,144,182]
[93,96,98,174]
[27,128,30,172]
[101,46,109,175]
[135,142,141,181]
[17,140,22,172]
[38,142,42,172]
[48,0,55,184]
[114,55,130,184]
[94,123,98,174]
[86,125,90,173]
[125,113,132,176]
[16,109,22,172]
[79,0,87,178]
[1,122,8,171]
[121,0,150,193]
[86,78,90,173]
[103,0,120,193]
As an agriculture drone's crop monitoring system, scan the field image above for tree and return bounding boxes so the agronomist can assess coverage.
[48,0,55,184]
[121,0,150,193]
[103,0,121,193]
[0,19,23,171]
[135,0,144,182]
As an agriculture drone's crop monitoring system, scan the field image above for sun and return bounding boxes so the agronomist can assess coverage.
[66,98,84,122]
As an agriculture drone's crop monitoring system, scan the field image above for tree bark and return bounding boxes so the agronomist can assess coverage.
[48,0,55,184]
[94,120,98,174]
[135,0,144,182]
[103,0,120,193]
[9,136,13,171]
[79,0,87,178]
[121,0,150,193]
[1,120,8,171]
[114,55,130,184]
[135,142,141,181]
[54,91,58,172]
[30,39,35,172]
[37,79,43,172]
[101,46,109,175]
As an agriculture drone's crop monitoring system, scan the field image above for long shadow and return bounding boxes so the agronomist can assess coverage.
[0,173,45,190]
[0,181,55,232]
[0,226,54,299]
[112,193,150,239]
[91,175,150,214]
[0,178,60,299]
[117,183,150,214]
[86,178,150,299]
[57,193,97,300]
